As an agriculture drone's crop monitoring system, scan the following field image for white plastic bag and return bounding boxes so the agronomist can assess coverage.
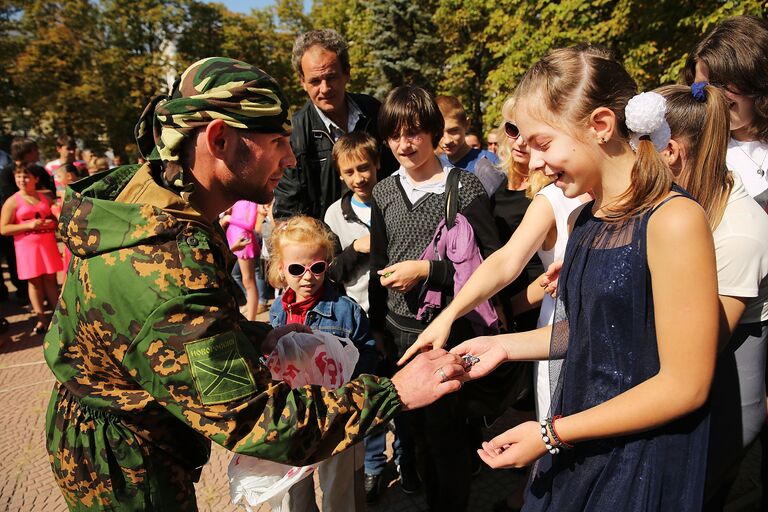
[228,330,359,510]
[265,330,359,388]
[229,454,315,512]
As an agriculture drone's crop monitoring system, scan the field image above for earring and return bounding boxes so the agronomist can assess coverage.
[599,137,607,144]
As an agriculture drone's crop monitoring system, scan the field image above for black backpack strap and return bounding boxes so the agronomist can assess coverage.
[445,167,460,229]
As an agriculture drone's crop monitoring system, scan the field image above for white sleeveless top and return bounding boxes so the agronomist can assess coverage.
[535,184,584,328]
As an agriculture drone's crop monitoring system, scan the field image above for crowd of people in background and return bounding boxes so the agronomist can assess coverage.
[0,134,126,334]
[1,12,767,512]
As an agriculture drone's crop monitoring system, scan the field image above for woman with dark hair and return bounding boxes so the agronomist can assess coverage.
[684,15,768,210]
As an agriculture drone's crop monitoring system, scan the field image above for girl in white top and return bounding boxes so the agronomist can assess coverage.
[398,97,587,421]
[684,15,768,210]
[532,184,582,417]
[657,82,768,510]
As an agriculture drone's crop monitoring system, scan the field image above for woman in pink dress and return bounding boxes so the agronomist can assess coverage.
[224,200,261,320]
[0,164,63,334]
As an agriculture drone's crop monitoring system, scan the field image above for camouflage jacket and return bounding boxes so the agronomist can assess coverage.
[44,164,401,511]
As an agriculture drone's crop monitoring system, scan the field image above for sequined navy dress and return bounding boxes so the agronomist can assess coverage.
[523,192,710,511]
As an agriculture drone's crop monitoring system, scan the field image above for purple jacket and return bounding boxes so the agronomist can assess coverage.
[417,211,498,334]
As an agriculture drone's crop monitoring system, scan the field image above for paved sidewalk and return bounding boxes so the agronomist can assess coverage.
[0,265,763,511]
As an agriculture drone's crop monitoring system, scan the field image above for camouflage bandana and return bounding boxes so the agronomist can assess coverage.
[135,57,291,163]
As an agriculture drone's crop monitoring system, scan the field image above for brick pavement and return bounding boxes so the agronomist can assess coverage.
[0,265,763,511]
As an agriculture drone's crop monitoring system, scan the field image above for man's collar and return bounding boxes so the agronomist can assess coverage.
[312,94,363,138]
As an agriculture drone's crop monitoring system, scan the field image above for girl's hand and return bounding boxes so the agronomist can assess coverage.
[29,218,53,231]
[449,335,509,380]
[397,315,452,365]
[262,323,312,355]
[540,259,563,298]
[230,236,251,252]
[378,260,429,293]
[477,421,547,469]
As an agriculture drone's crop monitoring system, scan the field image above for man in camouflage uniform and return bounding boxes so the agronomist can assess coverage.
[44,57,465,511]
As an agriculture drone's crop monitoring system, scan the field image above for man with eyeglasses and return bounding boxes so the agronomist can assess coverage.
[273,29,397,220]
[43,57,467,511]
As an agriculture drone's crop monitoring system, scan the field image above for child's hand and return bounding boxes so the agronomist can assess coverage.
[352,235,371,254]
[378,260,429,293]
[449,336,509,380]
[230,236,251,252]
[397,315,452,365]
[540,259,563,298]
[262,323,312,355]
[477,421,547,469]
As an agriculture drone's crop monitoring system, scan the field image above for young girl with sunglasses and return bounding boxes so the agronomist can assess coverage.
[452,44,719,511]
[266,214,377,511]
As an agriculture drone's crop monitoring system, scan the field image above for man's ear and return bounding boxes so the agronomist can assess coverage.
[204,119,232,160]
[588,107,617,144]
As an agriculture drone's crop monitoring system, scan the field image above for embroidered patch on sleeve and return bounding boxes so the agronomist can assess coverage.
[185,332,257,405]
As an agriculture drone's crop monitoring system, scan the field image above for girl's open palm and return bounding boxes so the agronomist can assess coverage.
[449,335,509,380]
[477,421,547,469]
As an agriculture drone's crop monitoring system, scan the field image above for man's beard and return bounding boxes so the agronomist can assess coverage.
[232,137,274,204]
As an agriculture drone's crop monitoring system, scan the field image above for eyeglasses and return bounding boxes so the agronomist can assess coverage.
[388,132,424,144]
[504,122,520,139]
[286,260,328,278]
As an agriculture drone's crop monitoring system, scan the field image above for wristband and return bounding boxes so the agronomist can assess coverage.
[551,415,574,449]
[539,419,560,455]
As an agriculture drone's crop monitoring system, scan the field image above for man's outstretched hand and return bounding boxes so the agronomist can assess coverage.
[390,349,467,410]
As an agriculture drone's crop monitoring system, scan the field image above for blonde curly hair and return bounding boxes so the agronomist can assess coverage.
[266,215,336,289]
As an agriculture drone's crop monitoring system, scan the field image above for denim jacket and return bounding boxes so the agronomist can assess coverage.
[269,286,378,375]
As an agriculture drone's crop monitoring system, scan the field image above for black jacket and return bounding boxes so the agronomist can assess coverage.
[273,92,397,220]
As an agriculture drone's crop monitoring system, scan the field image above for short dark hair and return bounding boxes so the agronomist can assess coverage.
[61,162,85,180]
[10,137,37,161]
[56,134,76,149]
[292,29,350,79]
[682,15,768,142]
[332,131,380,168]
[378,86,444,149]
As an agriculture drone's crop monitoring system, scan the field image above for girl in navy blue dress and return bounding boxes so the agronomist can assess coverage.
[452,44,720,511]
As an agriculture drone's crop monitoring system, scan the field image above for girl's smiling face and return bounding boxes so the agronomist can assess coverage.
[516,105,601,198]
[281,242,327,301]
[14,169,37,193]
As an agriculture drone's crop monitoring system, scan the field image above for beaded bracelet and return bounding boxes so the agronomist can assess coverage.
[551,415,574,449]
[539,419,560,455]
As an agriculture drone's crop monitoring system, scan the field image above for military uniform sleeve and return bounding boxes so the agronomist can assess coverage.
[122,287,402,466]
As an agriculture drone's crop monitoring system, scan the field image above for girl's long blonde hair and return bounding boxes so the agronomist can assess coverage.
[515,44,672,221]
[657,84,732,230]
[266,215,336,289]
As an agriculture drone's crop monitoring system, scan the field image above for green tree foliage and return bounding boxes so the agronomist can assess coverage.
[364,0,445,97]
[434,0,499,135]
[1,0,765,159]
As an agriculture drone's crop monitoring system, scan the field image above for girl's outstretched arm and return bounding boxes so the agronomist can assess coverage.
[480,197,719,468]
[398,194,556,364]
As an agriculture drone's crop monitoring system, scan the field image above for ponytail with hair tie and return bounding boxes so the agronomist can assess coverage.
[691,82,708,102]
